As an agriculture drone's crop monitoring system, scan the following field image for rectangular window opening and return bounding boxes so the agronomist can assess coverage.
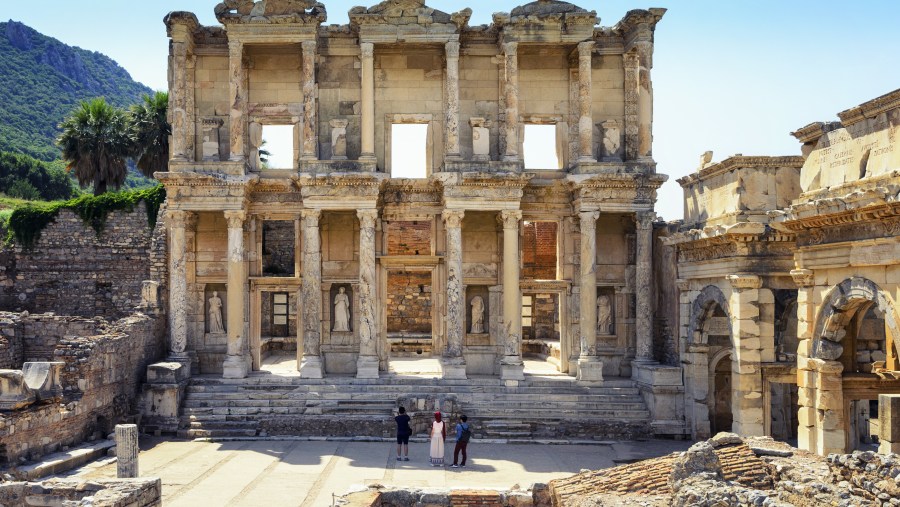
[261,125,295,170]
[524,124,560,170]
[391,124,428,179]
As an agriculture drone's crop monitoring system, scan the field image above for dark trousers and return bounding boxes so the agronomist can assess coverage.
[453,441,468,465]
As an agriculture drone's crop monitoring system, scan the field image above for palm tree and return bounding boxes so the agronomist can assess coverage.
[130,91,170,177]
[57,98,134,196]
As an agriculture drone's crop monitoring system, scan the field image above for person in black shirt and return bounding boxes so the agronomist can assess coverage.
[395,406,412,461]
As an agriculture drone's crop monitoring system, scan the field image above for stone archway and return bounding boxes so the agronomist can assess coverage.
[801,277,900,454]
[709,348,733,435]
[684,285,733,439]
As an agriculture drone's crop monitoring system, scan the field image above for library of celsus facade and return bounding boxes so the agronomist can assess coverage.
[159,0,673,392]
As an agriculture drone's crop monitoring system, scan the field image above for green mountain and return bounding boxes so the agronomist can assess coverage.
[0,20,153,162]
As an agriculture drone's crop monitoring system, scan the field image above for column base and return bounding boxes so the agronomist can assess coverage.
[441,357,467,380]
[577,357,604,384]
[356,355,380,379]
[222,354,249,379]
[500,356,525,385]
[299,355,324,379]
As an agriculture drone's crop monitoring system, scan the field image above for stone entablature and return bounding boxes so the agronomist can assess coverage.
[677,154,803,229]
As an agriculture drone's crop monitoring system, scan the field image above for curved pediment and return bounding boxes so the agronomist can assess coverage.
[349,0,470,30]
[214,0,327,24]
[510,0,591,17]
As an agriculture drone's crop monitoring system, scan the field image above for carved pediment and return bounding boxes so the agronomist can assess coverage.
[349,0,470,29]
[215,0,327,24]
[510,0,591,17]
[493,0,598,43]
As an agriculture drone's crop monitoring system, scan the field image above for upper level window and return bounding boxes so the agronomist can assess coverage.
[391,123,428,179]
[260,125,295,170]
[523,124,561,170]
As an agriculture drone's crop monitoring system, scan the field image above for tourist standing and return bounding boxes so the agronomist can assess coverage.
[395,406,411,461]
[429,411,446,466]
[450,415,470,468]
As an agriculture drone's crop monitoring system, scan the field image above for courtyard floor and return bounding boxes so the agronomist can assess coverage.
[62,438,691,506]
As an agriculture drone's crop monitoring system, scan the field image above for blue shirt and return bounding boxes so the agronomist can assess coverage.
[455,422,469,441]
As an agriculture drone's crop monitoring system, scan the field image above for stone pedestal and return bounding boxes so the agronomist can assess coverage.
[576,358,604,383]
[140,362,190,433]
[356,355,379,379]
[878,394,900,454]
[299,356,324,379]
[633,361,685,436]
[441,357,467,380]
[500,360,525,386]
[115,424,139,478]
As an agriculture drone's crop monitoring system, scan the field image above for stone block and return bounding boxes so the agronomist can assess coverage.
[798,387,816,407]
[808,358,843,374]
[818,409,843,431]
[797,407,816,427]
[797,370,815,388]
[146,362,190,385]
[0,370,36,410]
[797,339,813,357]
[879,394,900,442]
[576,358,603,383]
[816,390,842,411]
[818,429,847,455]
[21,362,64,401]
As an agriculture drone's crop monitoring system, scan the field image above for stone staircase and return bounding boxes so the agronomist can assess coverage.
[176,374,652,441]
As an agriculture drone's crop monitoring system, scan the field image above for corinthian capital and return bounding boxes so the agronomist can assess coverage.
[360,42,374,59]
[579,211,599,229]
[635,212,656,231]
[224,210,246,229]
[442,209,465,229]
[357,209,378,229]
[498,210,522,229]
[301,208,321,227]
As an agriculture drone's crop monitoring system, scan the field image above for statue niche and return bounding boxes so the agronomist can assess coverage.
[329,284,354,346]
[466,286,490,346]
[205,284,228,341]
[597,289,615,337]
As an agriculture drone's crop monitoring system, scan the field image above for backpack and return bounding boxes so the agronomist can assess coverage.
[460,424,471,443]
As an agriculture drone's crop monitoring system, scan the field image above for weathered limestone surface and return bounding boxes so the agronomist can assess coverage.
[356,209,378,378]
[299,209,323,378]
[115,424,139,478]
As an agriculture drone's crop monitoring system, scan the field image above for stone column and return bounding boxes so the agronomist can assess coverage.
[634,212,655,363]
[186,55,196,160]
[792,269,818,453]
[168,210,191,359]
[443,210,466,379]
[171,40,189,161]
[222,210,249,378]
[502,42,520,162]
[499,210,524,382]
[623,52,639,161]
[115,424,139,478]
[577,211,603,382]
[357,209,379,378]
[301,40,318,161]
[577,41,596,163]
[228,40,246,162]
[727,274,765,437]
[360,42,376,162]
[445,41,461,161]
[635,42,654,160]
[299,209,324,379]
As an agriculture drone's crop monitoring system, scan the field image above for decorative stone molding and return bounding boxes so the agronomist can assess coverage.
[214,0,327,25]
[790,269,814,288]
[727,274,762,290]
[224,210,247,229]
[442,209,465,229]
[499,210,522,229]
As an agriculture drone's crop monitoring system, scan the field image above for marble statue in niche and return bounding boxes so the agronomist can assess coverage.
[597,295,612,336]
[470,296,485,334]
[333,286,351,332]
[209,291,225,333]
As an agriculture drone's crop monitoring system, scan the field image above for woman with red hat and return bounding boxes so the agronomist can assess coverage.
[429,411,446,466]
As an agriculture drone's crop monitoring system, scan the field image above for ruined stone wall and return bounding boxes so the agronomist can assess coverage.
[0,204,158,320]
[0,314,22,369]
[0,478,161,506]
[386,271,432,335]
[0,312,165,466]
[386,221,431,256]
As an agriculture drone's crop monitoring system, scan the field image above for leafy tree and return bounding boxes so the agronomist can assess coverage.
[0,151,74,201]
[7,180,40,200]
[57,98,134,196]
[131,91,170,177]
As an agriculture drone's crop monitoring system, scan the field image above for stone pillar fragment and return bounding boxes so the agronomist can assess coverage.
[443,210,466,379]
[878,394,900,454]
[228,40,246,162]
[301,40,318,161]
[168,211,191,359]
[115,424,139,478]
[445,41,461,160]
[222,210,249,379]
[502,43,520,163]
[299,209,324,378]
[791,269,818,452]
[360,43,376,163]
[357,210,379,378]
[577,42,596,163]
[470,117,491,162]
[330,119,348,160]
[577,211,603,382]
[171,40,189,161]
[634,212,655,363]
[499,210,524,383]
[727,274,764,437]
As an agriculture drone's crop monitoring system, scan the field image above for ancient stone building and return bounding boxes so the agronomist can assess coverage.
[159,0,671,394]
[670,89,900,454]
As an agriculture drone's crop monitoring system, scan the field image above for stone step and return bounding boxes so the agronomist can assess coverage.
[179,428,259,439]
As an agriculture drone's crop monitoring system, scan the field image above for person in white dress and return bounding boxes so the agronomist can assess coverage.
[429,411,446,466]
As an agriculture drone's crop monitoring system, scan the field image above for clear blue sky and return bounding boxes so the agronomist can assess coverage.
[5,1,900,220]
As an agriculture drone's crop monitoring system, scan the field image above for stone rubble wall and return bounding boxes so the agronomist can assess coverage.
[0,311,165,467]
[0,203,162,320]
[0,478,161,507]
[0,313,23,369]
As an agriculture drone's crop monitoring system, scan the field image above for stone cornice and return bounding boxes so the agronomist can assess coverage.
[436,172,534,189]
[790,121,842,145]
[677,156,804,188]
[156,171,258,188]
[164,11,200,39]
[663,222,794,247]
[294,172,387,188]
[837,87,900,127]
[349,1,469,31]
[770,177,900,232]
[492,1,599,44]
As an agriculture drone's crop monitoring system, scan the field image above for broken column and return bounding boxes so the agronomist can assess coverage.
[115,424,139,478]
